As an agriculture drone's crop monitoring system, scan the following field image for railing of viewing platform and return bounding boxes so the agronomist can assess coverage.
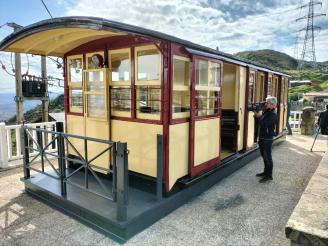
[22,122,129,221]
[0,121,57,168]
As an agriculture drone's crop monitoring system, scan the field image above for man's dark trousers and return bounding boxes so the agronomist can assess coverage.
[259,139,273,177]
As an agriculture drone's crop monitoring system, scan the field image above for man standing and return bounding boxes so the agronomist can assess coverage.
[317,105,328,135]
[255,97,278,183]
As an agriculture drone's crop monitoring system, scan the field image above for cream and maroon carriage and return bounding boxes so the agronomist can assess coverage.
[0,17,289,241]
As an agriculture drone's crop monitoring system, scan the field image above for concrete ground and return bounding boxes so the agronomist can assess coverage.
[0,134,326,246]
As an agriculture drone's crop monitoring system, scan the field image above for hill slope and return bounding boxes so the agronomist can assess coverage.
[235,49,298,70]
[7,94,64,124]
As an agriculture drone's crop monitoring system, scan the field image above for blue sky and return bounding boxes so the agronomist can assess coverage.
[0,0,327,93]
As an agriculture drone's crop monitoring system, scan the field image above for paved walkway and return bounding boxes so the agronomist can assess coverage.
[0,134,326,246]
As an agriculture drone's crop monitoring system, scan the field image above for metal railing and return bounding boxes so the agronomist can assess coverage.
[22,122,129,221]
[0,121,57,168]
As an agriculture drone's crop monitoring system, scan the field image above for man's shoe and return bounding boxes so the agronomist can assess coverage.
[256,172,266,177]
[259,176,273,183]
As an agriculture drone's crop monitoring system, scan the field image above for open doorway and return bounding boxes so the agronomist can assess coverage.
[221,63,240,160]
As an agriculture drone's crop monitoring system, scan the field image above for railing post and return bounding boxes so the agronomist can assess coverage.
[116,142,128,221]
[21,125,30,179]
[112,142,117,202]
[56,122,66,197]
[157,134,163,201]
[0,123,9,168]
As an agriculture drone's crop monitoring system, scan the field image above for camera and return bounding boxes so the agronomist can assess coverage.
[248,102,265,112]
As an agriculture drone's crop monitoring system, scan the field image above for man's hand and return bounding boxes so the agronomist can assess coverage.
[254,111,262,118]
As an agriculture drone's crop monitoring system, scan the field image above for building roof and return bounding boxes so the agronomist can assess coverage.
[49,112,65,122]
[290,80,311,83]
[0,16,289,77]
[304,91,328,96]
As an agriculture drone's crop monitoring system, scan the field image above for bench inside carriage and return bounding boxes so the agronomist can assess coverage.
[221,109,238,151]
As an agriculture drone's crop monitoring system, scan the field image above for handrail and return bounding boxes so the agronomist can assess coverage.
[0,121,59,168]
[22,122,129,221]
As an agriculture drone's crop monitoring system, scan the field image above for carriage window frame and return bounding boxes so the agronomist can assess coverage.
[255,72,265,103]
[172,55,191,119]
[248,71,256,105]
[67,55,84,114]
[108,48,132,118]
[134,45,162,120]
[272,76,279,98]
[284,78,289,104]
[136,85,161,120]
[281,78,285,104]
[135,45,162,86]
[195,59,221,117]
[267,74,273,96]
[109,48,131,86]
[110,86,131,117]
[84,51,108,120]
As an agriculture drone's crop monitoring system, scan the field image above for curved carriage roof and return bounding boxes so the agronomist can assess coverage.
[0,16,289,76]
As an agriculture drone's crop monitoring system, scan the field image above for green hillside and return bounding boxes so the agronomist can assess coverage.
[7,94,64,124]
[235,49,298,70]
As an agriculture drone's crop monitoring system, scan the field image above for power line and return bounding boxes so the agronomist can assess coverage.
[41,0,53,19]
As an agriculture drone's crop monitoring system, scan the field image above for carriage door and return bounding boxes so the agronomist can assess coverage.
[190,59,221,177]
[246,70,256,149]
[83,52,110,172]
[272,75,280,133]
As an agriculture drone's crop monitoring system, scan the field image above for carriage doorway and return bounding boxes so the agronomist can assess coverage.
[220,63,246,159]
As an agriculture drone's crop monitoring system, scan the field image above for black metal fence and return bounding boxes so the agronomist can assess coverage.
[21,122,129,221]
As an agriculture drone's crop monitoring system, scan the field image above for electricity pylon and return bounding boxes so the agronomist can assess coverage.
[296,0,326,71]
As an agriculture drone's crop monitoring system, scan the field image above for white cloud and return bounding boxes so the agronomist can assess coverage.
[63,0,327,61]
[1,0,327,92]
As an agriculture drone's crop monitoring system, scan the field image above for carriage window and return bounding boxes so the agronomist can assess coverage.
[196,91,208,116]
[197,60,208,86]
[135,45,162,120]
[195,60,221,116]
[68,56,83,113]
[70,89,83,108]
[255,74,264,103]
[87,71,105,92]
[209,91,219,115]
[136,86,161,119]
[173,57,191,119]
[272,77,278,97]
[110,50,130,83]
[268,75,272,96]
[69,58,83,83]
[284,78,288,104]
[248,72,255,105]
[209,63,220,87]
[137,48,160,82]
[87,94,106,118]
[111,87,131,116]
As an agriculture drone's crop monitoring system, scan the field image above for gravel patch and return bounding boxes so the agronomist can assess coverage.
[0,134,325,246]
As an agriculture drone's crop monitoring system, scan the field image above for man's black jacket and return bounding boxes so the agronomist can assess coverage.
[318,110,328,135]
[259,108,278,140]
[318,110,328,128]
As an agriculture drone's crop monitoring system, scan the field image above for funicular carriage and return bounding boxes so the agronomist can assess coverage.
[0,17,289,241]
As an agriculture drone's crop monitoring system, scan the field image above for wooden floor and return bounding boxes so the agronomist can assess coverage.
[220,149,235,160]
